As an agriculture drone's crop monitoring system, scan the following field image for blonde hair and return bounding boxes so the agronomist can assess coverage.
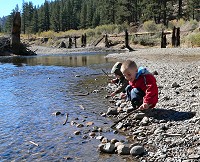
[121,60,137,72]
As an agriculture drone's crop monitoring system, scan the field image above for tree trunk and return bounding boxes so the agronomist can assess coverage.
[11,12,21,55]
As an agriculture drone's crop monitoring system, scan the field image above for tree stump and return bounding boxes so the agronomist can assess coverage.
[11,12,21,55]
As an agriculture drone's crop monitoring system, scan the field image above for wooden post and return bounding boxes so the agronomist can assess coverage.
[74,36,77,48]
[161,30,166,48]
[81,34,87,47]
[68,37,72,48]
[172,26,176,47]
[125,29,133,51]
[11,12,21,55]
[176,27,180,47]
[105,34,109,48]
[84,33,87,47]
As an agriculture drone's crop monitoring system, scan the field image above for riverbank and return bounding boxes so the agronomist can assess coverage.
[99,47,200,161]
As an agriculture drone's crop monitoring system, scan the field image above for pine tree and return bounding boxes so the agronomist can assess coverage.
[31,6,39,33]
[80,1,87,28]
[44,0,50,31]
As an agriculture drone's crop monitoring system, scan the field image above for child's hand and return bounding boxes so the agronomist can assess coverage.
[138,103,150,110]
[120,93,127,99]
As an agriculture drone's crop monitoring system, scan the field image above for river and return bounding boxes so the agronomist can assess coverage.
[0,53,133,162]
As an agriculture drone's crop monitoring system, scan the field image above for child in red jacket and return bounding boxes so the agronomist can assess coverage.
[120,60,158,110]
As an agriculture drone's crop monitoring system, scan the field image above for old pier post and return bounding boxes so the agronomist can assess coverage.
[172,26,176,47]
[176,27,180,47]
[125,29,133,51]
[161,30,166,48]
[68,37,72,48]
[11,12,21,54]
[105,34,109,48]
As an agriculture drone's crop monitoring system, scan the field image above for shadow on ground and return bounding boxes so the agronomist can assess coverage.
[143,108,196,121]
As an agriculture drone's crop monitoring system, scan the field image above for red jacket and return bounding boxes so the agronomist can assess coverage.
[129,70,158,108]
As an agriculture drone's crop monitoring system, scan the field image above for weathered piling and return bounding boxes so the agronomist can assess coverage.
[68,37,72,48]
[11,12,21,55]
[125,29,133,51]
[161,30,167,48]
[105,34,110,48]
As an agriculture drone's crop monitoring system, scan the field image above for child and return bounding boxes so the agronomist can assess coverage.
[110,62,128,97]
[120,60,158,110]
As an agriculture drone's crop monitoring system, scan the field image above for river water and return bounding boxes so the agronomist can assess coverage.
[0,53,132,162]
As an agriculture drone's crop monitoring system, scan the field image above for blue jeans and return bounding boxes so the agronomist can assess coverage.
[126,85,145,109]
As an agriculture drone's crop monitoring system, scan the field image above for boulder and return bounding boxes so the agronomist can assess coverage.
[106,107,118,115]
[103,143,115,153]
[130,145,145,156]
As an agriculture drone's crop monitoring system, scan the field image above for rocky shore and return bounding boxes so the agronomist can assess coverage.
[97,47,200,161]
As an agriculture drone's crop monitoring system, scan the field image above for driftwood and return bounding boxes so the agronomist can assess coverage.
[111,109,139,128]
[63,113,69,125]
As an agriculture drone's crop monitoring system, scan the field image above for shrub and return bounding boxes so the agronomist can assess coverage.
[186,32,200,47]
[132,35,159,46]
[143,20,158,32]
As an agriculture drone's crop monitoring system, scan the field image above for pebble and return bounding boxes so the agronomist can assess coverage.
[116,122,123,129]
[117,144,130,155]
[101,137,109,143]
[74,131,81,135]
[140,116,149,126]
[130,145,145,156]
[115,142,123,148]
[89,132,96,137]
[172,82,180,88]
[106,107,118,115]
[76,124,84,128]
[86,122,94,126]
[96,136,104,141]
[110,139,119,144]
[133,113,146,120]
[102,143,115,153]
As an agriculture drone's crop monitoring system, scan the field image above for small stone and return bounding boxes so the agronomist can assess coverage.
[192,85,198,89]
[140,117,149,126]
[92,126,99,132]
[71,121,77,126]
[125,107,135,113]
[86,122,94,126]
[106,107,118,115]
[74,131,81,135]
[113,130,118,134]
[115,142,123,148]
[117,145,130,155]
[132,130,143,135]
[89,132,96,137]
[98,128,103,132]
[98,144,105,152]
[75,75,80,77]
[74,118,79,120]
[188,154,200,159]
[133,113,146,120]
[63,156,73,160]
[130,145,145,156]
[54,111,61,116]
[76,124,84,128]
[82,135,88,139]
[96,136,104,141]
[152,70,159,75]
[101,113,106,117]
[103,143,115,153]
[92,90,99,93]
[172,82,180,88]
[110,139,119,144]
[116,101,122,106]
[116,122,123,129]
[102,137,109,143]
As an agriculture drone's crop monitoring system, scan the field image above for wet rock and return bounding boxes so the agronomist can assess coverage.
[92,126,99,132]
[54,111,61,116]
[98,128,103,132]
[116,122,123,129]
[89,132,96,137]
[132,130,143,135]
[115,142,123,148]
[63,156,73,160]
[125,107,135,113]
[133,113,146,120]
[96,136,104,141]
[172,82,180,88]
[106,107,118,115]
[101,113,106,117]
[116,100,122,106]
[74,131,81,135]
[98,143,105,152]
[71,121,77,126]
[92,89,99,93]
[192,85,198,89]
[130,145,145,156]
[82,135,88,139]
[75,75,80,77]
[103,143,115,153]
[113,130,118,134]
[110,139,119,144]
[74,118,79,120]
[102,137,109,143]
[76,124,84,128]
[86,122,94,126]
[117,144,130,155]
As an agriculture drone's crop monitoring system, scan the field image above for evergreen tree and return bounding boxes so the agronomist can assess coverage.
[80,1,87,28]
[31,6,39,33]
[44,0,50,31]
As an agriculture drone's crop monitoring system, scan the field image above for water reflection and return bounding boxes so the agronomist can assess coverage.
[0,54,110,67]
